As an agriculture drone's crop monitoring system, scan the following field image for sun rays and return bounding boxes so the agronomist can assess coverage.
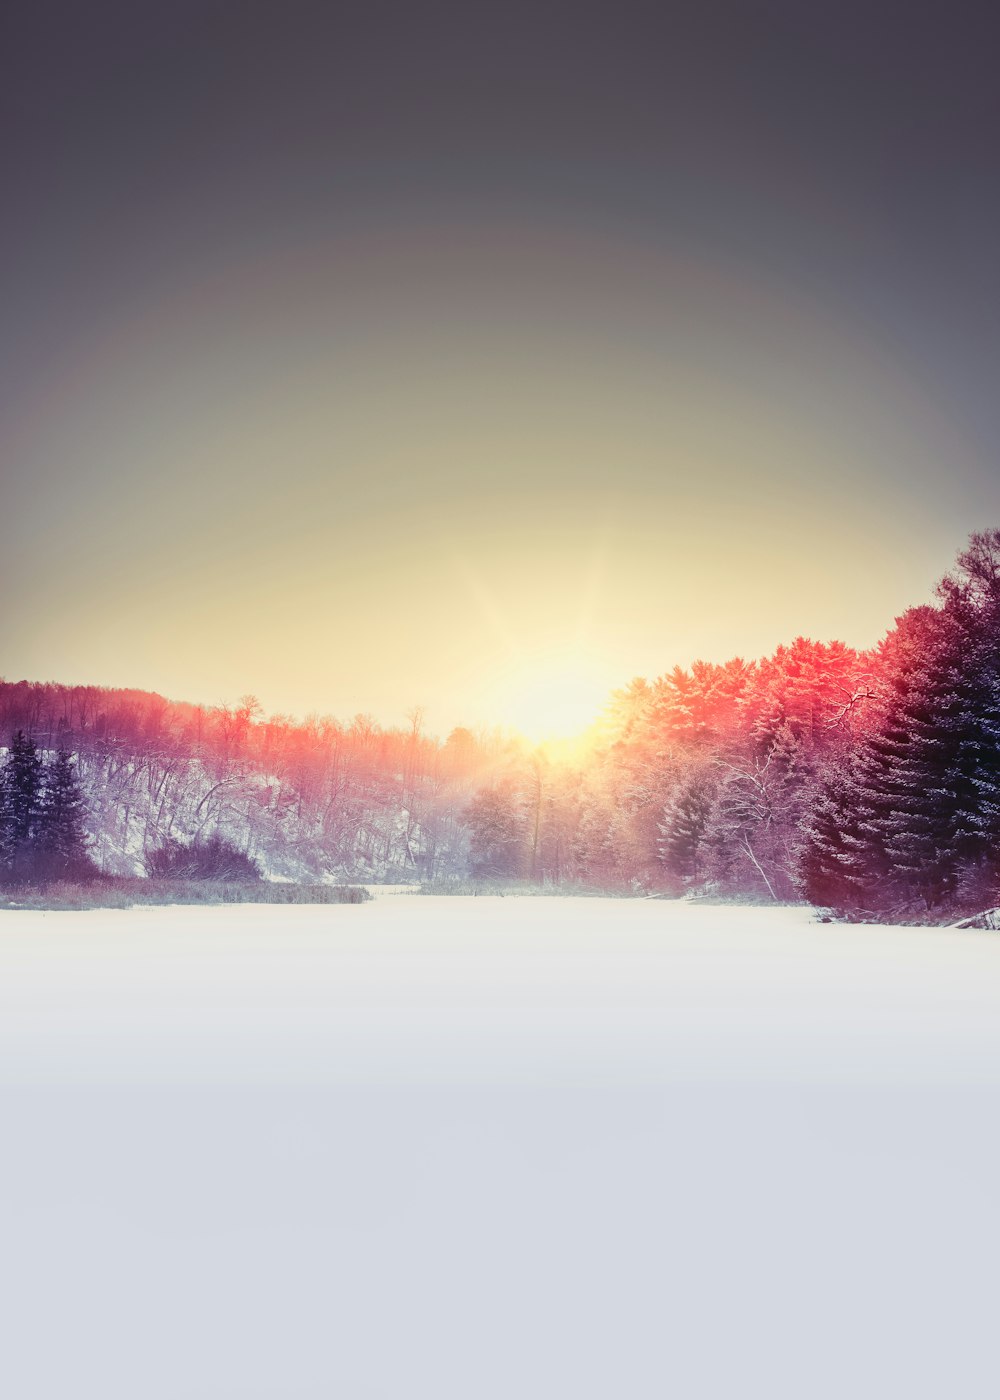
[453,538,616,740]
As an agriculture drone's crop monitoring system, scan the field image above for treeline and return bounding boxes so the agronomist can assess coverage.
[0,686,526,884]
[570,528,1000,918]
[4,530,1000,918]
[799,532,1000,917]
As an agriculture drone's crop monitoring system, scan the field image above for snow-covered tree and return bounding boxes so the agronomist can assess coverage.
[798,590,1000,915]
[466,782,526,880]
[658,772,714,883]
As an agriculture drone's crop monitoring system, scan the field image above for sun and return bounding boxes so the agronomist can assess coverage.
[487,645,611,743]
[455,543,615,743]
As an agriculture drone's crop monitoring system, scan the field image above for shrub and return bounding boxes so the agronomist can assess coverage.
[144,834,262,882]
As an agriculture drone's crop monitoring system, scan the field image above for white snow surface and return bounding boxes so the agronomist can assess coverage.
[2,896,1000,1397]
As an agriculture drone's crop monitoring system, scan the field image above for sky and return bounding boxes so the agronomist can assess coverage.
[2,1,999,738]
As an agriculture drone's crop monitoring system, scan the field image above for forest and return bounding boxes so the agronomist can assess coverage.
[3,530,1000,920]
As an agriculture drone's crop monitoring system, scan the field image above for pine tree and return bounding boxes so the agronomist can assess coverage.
[880,642,979,906]
[37,745,93,878]
[0,731,44,878]
[798,596,1000,916]
[795,760,865,911]
[659,774,714,883]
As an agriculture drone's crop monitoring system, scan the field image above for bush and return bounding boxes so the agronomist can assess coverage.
[144,834,262,882]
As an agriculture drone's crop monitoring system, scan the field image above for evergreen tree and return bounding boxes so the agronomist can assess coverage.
[37,746,93,878]
[800,630,944,914]
[937,539,1000,907]
[795,760,863,911]
[799,595,1000,915]
[0,731,44,878]
[659,773,714,883]
[879,638,979,907]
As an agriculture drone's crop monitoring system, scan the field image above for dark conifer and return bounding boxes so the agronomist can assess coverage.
[37,745,93,877]
[795,761,864,911]
[0,731,44,877]
[801,590,1000,915]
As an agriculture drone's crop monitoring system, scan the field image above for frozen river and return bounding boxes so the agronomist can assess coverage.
[2,895,999,1397]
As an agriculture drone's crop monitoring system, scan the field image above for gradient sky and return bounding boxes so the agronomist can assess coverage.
[2,1,999,737]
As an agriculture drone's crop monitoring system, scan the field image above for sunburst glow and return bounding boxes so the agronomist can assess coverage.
[484,645,611,742]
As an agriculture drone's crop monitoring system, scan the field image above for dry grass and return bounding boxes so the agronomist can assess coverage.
[0,878,371,911]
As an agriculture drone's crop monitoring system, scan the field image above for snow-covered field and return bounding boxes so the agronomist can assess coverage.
[2,895,1000,1397]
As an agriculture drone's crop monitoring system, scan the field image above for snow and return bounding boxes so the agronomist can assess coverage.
[2,896,1000,1397]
